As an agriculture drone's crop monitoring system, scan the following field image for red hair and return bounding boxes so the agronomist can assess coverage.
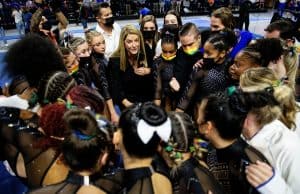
[67,85,105,114]
[36,103,68,150]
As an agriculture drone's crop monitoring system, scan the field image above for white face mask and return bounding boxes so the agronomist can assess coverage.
[0,95,29,110]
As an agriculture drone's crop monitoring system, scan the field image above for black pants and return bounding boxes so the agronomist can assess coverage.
[239,14,249,31]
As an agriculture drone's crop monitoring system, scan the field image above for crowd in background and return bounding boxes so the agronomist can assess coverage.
[0,0,300,194]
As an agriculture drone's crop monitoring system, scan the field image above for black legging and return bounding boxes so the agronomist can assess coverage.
[239,14,249,31]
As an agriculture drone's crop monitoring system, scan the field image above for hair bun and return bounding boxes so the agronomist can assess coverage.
[64,109,98,136]
[140,102,167,126]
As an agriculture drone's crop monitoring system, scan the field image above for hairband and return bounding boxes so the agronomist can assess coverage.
[137,118,172,144]
[227,86,237,97]
[73,130,96,141]
[272,79,283,87]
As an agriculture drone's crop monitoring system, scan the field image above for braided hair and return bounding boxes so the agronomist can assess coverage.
[165,112,203,167]
[37,71,76,106]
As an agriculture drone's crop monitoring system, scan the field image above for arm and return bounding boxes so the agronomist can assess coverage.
[176,68,206,111]
[121,99,133,108]
[153,59,162,106]
[106,99,119,124]
[91,58,119,123]
[107,58,127,106]
[246,161,295,194]
[55,11,68,30]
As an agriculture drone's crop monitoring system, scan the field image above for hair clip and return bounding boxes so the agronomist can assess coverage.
[28,92,39,107]
[174,152,182,159]
[73,130,96,141]
[227,86,237,96]
[165,145,173,152]
[272,80,283,87]
[264,86,274,93]
[189,146,196,153]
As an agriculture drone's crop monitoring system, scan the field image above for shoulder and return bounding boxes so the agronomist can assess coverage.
[262,120,300,158]
[113,23,121,32]
[151,173,173,194]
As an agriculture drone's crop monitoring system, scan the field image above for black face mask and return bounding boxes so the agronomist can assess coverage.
[104,16,114,27]
[163,24,179,36]
[142,30,156,40]
[92,51,104,58]
[42,20,52,31]
[202,58,215,70]
[79,56,91,67]
[162,24,179,41]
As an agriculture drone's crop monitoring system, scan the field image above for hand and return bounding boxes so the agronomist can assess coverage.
[19,87,37,101]
[246,160,274,188]
[154,99,161,106]
[193,59,204,69]
[134,67,151,76]
[169,77,180,92]
[175,108,184,112]
[110,112,119,125]
[122,99,133,108]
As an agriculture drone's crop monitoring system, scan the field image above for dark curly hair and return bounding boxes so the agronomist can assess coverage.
[4,34,66,87]
[248,38,283,67]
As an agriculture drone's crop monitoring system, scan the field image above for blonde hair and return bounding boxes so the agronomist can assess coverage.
[111,25,148,71]
[283,50,298,92]
[240,67,300,129]
[85,30,104,46]
[68,37,86,53]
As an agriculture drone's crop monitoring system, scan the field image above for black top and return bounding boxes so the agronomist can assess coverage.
[28,170,124,194]
[72,60,93,86]
[145,43,155,68]
[172,157,224,194]
[177,59,231,111]
[173,48,202,103]
[153,56,176,100]
[207,138,268,194]
[0,107,63,188]
[91,52,111,100]
[0,107,22,171]
[107,57,154,108]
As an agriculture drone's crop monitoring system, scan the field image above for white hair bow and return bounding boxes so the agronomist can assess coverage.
[137,118,172,144]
